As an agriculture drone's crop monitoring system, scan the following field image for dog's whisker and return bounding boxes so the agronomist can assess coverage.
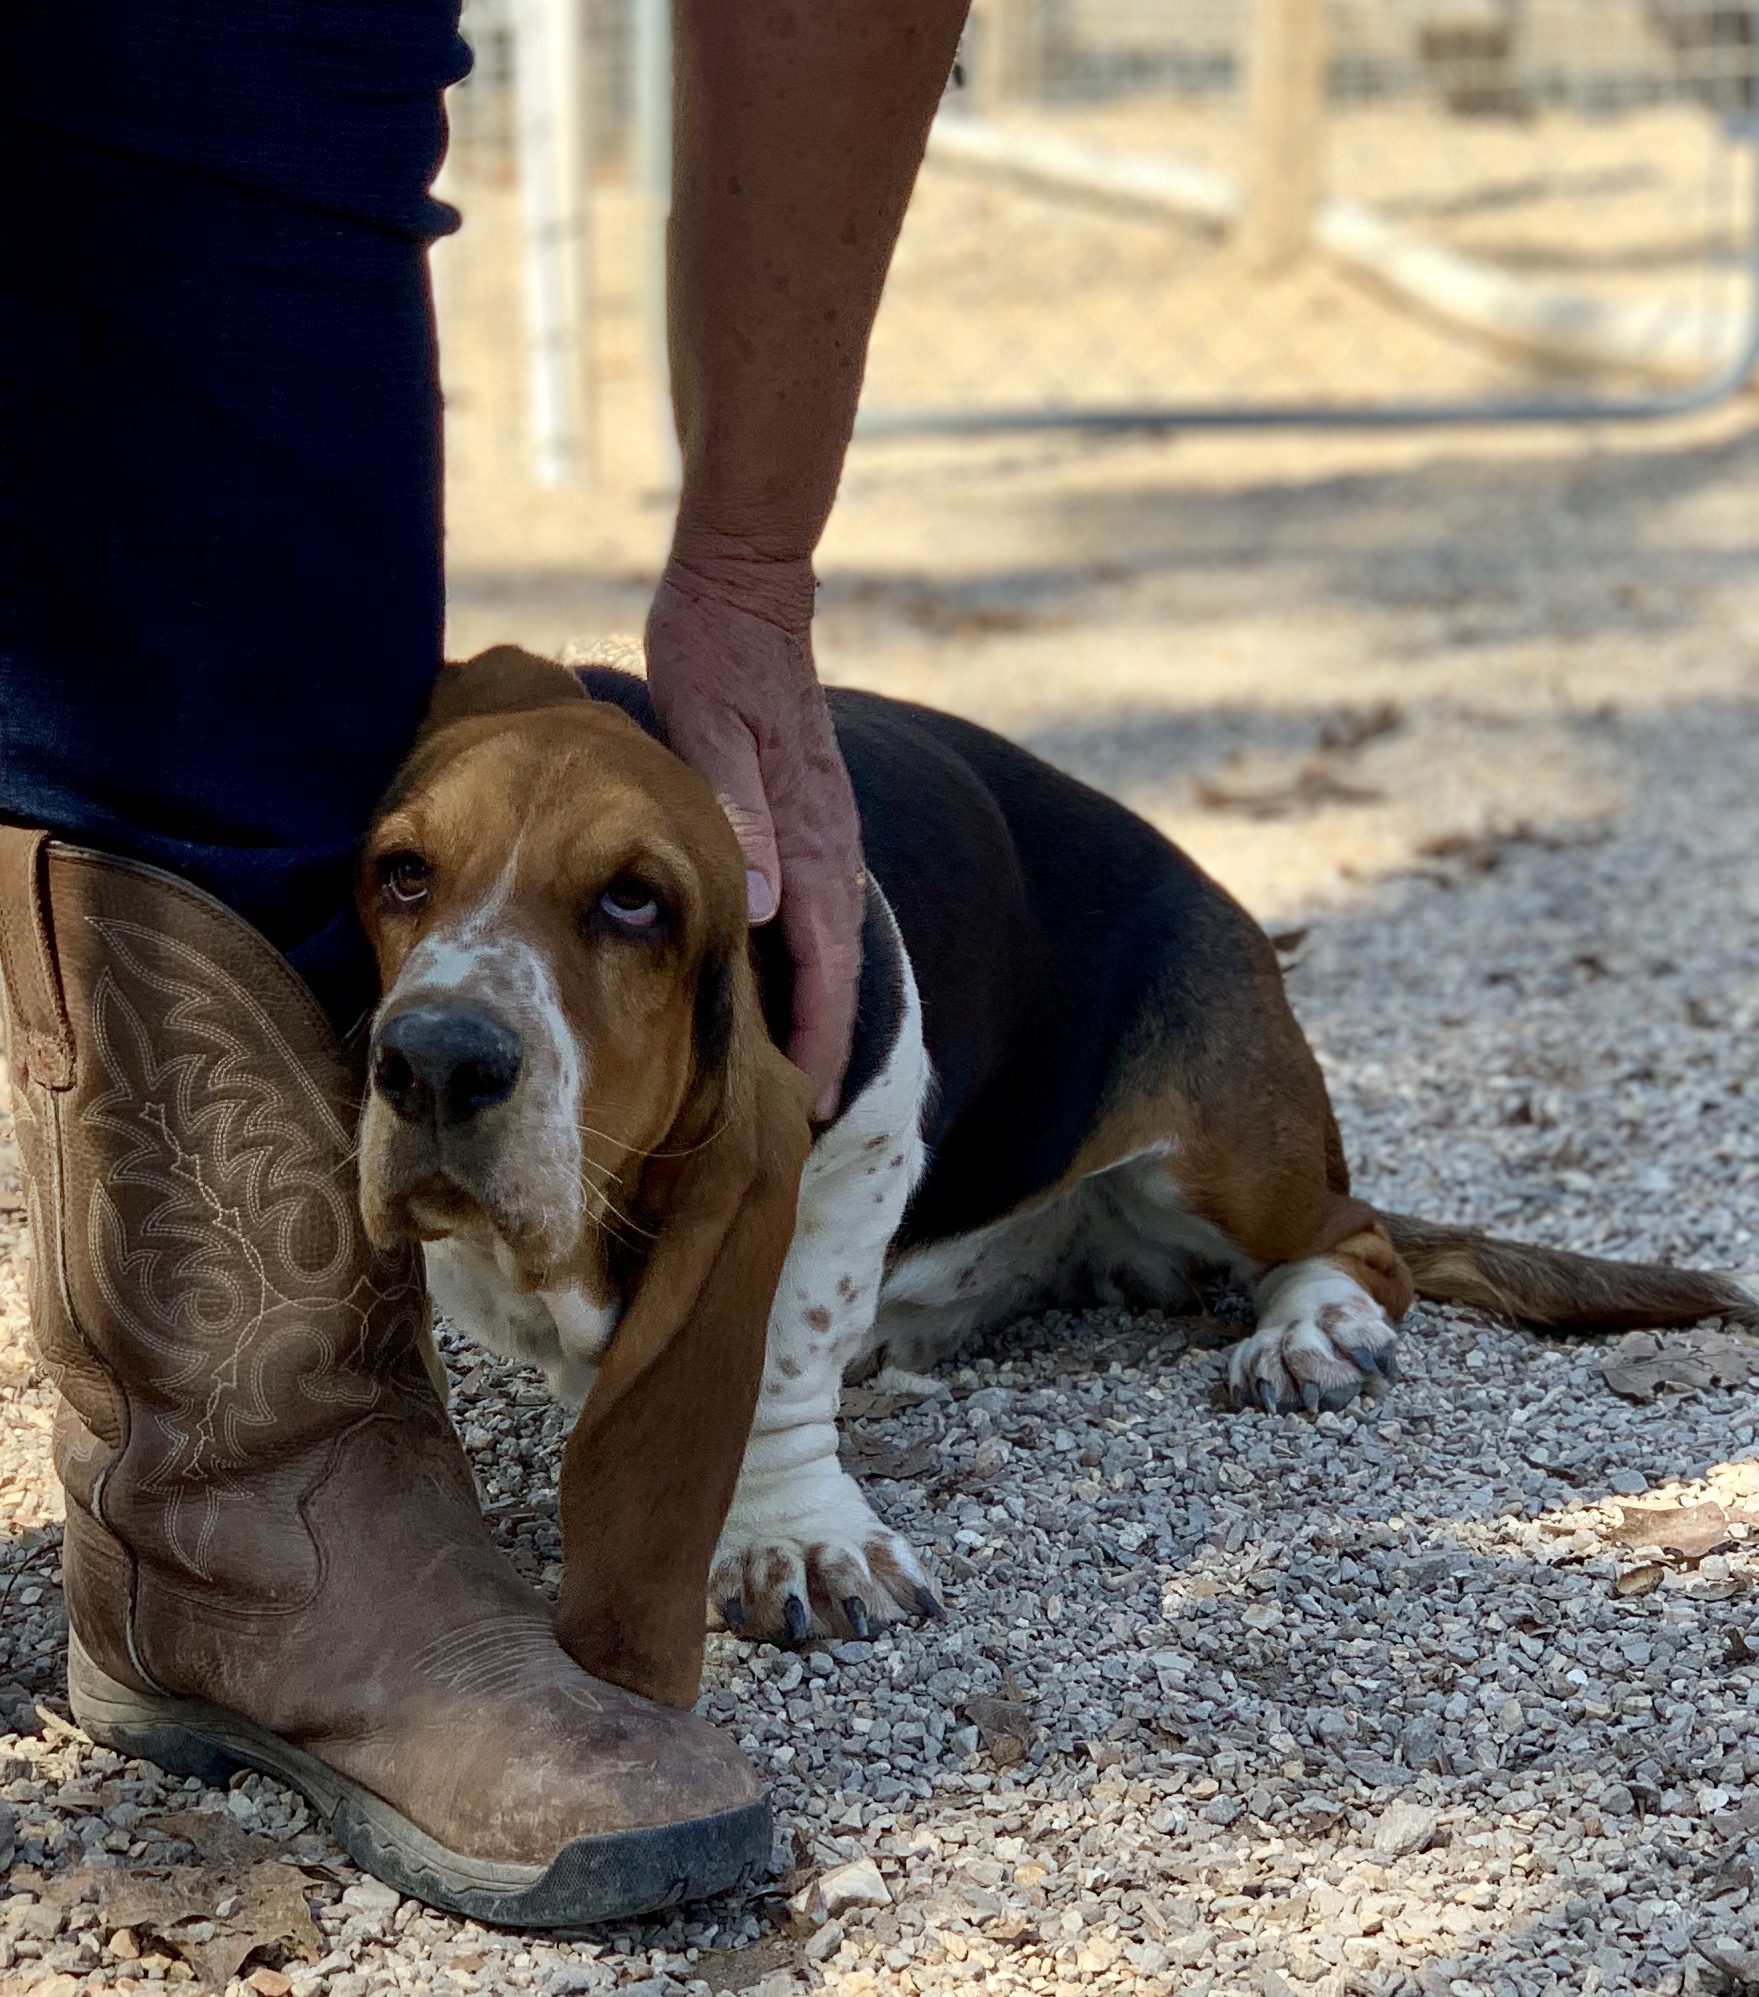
[586,1190,657,1243]
[574,1119,637,1155]
[573,1116,733,1163]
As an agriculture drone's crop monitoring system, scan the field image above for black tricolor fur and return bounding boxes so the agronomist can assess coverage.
[574,665,1751,1332]
[824,689,1277,1248]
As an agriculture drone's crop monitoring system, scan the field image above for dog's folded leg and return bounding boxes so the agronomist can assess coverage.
[710,939,940,1645]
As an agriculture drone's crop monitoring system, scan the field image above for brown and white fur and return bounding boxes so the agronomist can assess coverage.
[356,649,1756,1655]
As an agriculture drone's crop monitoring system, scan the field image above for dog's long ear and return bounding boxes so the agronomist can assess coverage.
[555,973,812,1708]
[423,646,590,735]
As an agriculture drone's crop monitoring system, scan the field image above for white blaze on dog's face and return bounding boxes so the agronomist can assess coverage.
[354,665,749,1309]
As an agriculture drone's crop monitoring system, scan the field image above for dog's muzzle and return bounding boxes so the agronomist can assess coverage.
[371,1000,524,1129]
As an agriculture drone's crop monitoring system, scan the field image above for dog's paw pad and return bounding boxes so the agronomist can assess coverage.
[1228,1288,1397,1415]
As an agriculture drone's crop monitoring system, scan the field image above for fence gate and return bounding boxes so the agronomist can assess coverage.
[441,0,1759,482]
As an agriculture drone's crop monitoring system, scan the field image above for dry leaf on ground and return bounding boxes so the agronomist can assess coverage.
[1611,1500,1739,1565]
[1612,1562,1665,1598]
[963,1695,1036,1768]
[1602,1327,1757,1403]
[1696,1935,1759,1983]
[840,1386,936,1421]
[686,1930,805,1993]
[1317,700,1404,754]
[149,1808,265,1872]
[1412,819,1610,883]
[1194,763,1383,821]
[92,1810,325,1988]
[840,1434,940,1481]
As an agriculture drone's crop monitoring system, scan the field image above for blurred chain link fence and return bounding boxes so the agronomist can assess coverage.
[436,0,1759,488]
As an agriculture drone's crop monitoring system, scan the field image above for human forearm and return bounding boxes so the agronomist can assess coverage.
[667,0,969,564]
[652,0,966,1118]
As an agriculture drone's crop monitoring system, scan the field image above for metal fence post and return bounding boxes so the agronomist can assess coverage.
[632,0,680,488]
[513,0,595,486]
[443,0,1759,447]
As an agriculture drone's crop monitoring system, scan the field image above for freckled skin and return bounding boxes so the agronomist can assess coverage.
[654,0,970,1115]
[668,0,970,538]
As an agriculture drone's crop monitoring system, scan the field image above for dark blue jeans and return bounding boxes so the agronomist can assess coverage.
[0,1,470,1018]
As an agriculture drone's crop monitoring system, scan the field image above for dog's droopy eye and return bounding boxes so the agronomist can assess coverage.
[597,876,661,933]
[379,851,433,909]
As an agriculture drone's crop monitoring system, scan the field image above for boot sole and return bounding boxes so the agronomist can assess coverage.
[69,1632,772,1928]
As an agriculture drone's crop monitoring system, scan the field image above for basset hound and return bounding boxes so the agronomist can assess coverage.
[355,647,1754,1691]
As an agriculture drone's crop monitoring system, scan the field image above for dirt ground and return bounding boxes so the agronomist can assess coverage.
[3,121,1759,1997]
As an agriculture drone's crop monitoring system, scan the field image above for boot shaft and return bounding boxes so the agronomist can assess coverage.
[0,829,438,1610]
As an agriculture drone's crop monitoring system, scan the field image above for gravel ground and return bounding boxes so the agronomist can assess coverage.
[3,414,1759,1997]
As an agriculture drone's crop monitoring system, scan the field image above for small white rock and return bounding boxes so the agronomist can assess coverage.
[1371,1802,1439,1857]
[339,1878,402,1919]
[791,1856,892,1921]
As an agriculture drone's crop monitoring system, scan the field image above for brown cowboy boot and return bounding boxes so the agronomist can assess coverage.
[0,829,769,1925]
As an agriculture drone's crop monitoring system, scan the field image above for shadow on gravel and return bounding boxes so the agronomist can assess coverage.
[452,418,1759,662]
[0,1518,69,1702]
[1002,419,1759,630]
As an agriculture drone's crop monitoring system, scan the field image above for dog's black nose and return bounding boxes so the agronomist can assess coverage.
[372,1002,523,1127]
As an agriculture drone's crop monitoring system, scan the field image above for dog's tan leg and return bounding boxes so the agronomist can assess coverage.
[1107,978,1417,1412]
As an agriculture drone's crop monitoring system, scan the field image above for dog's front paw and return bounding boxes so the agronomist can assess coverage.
[710,1461,943,1645]
[1230,1262,1399,1414]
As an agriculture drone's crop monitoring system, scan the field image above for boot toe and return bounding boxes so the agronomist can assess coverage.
[441,1687,766,1865]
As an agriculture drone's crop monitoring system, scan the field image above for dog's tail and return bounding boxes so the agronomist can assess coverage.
[1379,1211,1759,1332]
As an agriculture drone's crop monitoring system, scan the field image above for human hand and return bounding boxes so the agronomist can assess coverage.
[645,532,863,1122]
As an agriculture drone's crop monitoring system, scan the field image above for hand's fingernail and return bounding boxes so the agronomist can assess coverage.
[815,1082,841,1123]
[746,869,778,923]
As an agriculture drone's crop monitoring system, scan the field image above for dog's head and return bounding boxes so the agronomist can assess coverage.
[357,647,752,1283]
[357,646,813,1703]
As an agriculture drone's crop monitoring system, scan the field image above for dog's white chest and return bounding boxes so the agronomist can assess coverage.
[423,1237,617,1410]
